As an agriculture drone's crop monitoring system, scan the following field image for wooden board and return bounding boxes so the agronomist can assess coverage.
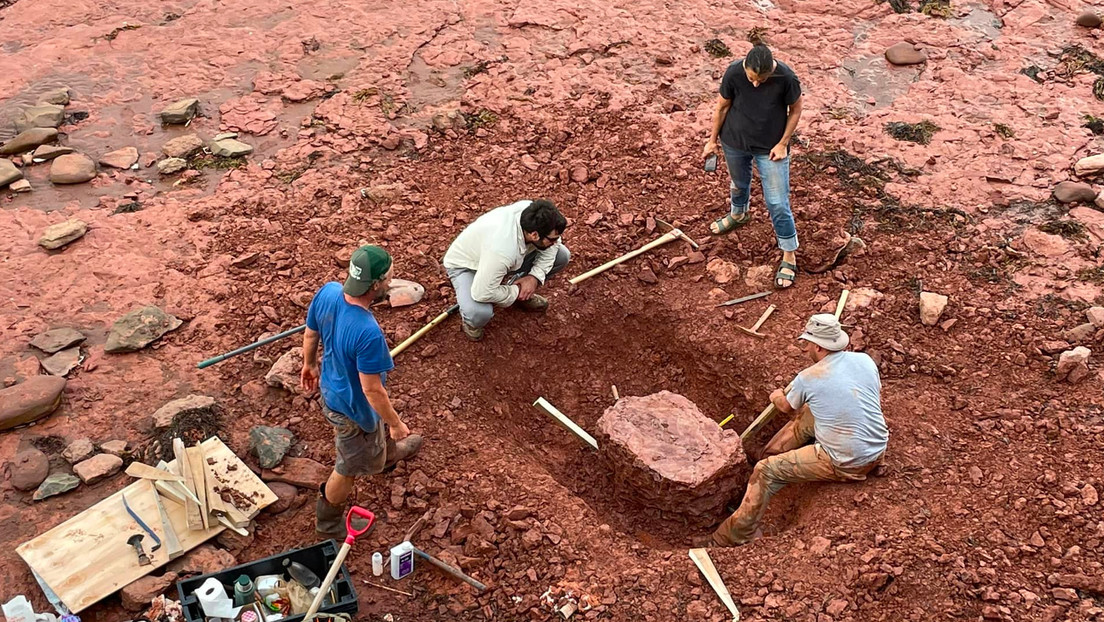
[17,437,276,614]
[186,444,210,529]
[533,397,599,450]
[689,548,740,621]
[125,462,184,482]
[173,439,203,531]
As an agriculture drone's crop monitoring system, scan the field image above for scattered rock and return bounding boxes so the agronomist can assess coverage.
[152,395,217,429]
[15,104,65,132]
[596,391,749,516]
[638,266,659,284]
[1054,574,1104,595]
[706,258,740,284]
[263,482,300,514]
[919,291,949,326]
[63,438,95,464]
[506,506,532,521]
[167,544,235,576]
[570,165,589,183]
[1075,154,1104,177]
[362,182,405,202]
[744,265,774,289]
[11,448,50,491]
[1056,347,1091,383]
[230,252,261,268]
[826,599,849,616]
[1077,11,1102,27]
[265,348,304,393]
[159,98,200,125]
[33,472,80,501]
[37,88,70,106]
[0,128,59,155]
[157,157,188,175]
[101,440,128,456]
[686,251,706,265]
[38,219,87,250]
[261,457,330,489]
[162,134,204,159]
[0,375,67,431]
[104,306,183,353]
[0,159,23,188]
[210,138,253,158]
[249,426,295,469]
[40,347,81,377]
[30,327,85,354]
[968,465,984,485]
[99,147,139,169]
[49,153,97,184]
[1083,483,1099,507]
[1053,181,1097,203]
[1052,587,1078,603]
[216,523,255,555]
[10,179,31,193]
[32,144,74,161]
[73,453,124,484]
[885,42,927,65]
[1086,307,1104,328]
[1064,323,1097,343]
[808,536,831,555]
[121,573,177,611]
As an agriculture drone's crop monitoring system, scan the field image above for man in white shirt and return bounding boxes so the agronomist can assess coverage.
[443,199,570,340]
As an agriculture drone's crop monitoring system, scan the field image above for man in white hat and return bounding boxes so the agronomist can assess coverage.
[704,313,889,547]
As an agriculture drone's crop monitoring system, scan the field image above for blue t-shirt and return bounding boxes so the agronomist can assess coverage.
[305,282,393,432]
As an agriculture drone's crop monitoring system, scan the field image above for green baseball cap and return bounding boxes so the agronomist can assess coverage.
[343,245,392,296]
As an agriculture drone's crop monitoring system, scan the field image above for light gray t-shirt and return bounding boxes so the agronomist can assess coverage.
[786,351,888,468]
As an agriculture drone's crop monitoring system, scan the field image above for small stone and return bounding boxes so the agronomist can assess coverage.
[157,157,187,175]
[15,104,65,132]
[0,159,23,188]
[152,395,217,429]
[40,347,81,377]
[706,258,740,284]
[33,472,80,501]
[362,182,405,202]
[30,327,85,354]
[809,536,831,555]
[686,251,706,265]
[101,440,128,456]
[210,138,253,158]
[826,599,849,616]
[1086,307,1104,328]
[249,426,295,469]
[638,266,659,284]
[1052,587,1078,602]
[38,88,71,106]
[230,252,261,268]
[885,42,927,65]
[506,506,532,521]
[73,453,124,484]
[1056,346,1091,383]
[1029,531,1046,547]
[213,132,238,141]
[104,306,183,353]
[49,153,97,184]
[0,128,59,155]
[265,348,304,393]
[1075,154,1104,177]
[744,264,774,288]
[32,144,74,161]
[1083,484,1099,507]
[1077,11,1102,27]
[1053,181,1097,203]
[11,448,50,491]
[261,457,330,489]
[0,375,66,431]
[99,147,139,169]
[161,134,204,159]
[38,219,87,250]
[63,438,95,464]
[10,179,31,193]
[121,573,177,611]
[919,291,949,326]
[570,166,589,183]
[1064,323,1097,343]
[159,98,200,124]
[968,465,984,485]
[263,482,300,514]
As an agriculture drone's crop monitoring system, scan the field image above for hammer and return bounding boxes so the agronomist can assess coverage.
[569,218,699,285]
[737,304,776,338]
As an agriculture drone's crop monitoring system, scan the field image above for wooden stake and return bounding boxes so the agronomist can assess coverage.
[533,397,599,450]
[173,439,204,531]
[689,548,740,621]
[186,444,210,530]
[611,385,619,401]
[152,488,183,559]
[125,462,185,482]
[569,230,680,285]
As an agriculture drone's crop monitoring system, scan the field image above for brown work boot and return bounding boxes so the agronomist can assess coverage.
[461,321,484,341]
[315,485,346,540]
[516,294,548,312]
[385,434,424,468]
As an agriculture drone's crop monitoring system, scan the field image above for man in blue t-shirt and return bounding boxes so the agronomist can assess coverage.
[301,245,423,538]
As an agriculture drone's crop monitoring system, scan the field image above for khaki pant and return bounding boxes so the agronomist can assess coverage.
[712,406,879,546]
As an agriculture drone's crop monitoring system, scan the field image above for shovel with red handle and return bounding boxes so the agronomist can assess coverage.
[303,506,376,620]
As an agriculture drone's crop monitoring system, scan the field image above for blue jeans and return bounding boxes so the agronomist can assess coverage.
[722,144,799,252]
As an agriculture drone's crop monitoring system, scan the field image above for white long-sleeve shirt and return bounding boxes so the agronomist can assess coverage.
[443,200,561,307]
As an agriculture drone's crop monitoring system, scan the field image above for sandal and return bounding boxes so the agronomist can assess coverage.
[775,260,797,288]
[709,212,751,235]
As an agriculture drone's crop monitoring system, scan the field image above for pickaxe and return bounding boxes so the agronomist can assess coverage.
[737,304,776,338]
[569,218,700,285]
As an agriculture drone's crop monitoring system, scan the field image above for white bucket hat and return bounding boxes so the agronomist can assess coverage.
[798,313,849,351]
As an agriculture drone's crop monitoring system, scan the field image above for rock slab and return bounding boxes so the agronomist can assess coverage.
[40,347,81,376]
[1056,347,1091,384]
[159,98,200,124]
[33,472,80,501]
[0,128,58,155]
[263,481,301,514]
[162,134,204,159]
[73,453,124,484]
[38,219,87,250]
[249,426,295,468]
[706,258,740,284]
[1075,154,1104,177]
[63,438,95,464]
[210,138,253,157]
[0,375,66,430]
[49,153,97,184]
[885,42,927,65]
[919,291,949,326]
[595,391,749,516]
[152,394,217,429]
[0,159,23,188]
[32,144,73,160]
[99,147,139,169]
[38,88,71,106]
[15,104,65,132]
[11,448,50,491]
[261,457,330,489]
[104,306,183,353]
[1053,181,1097,203]
[30,327,85,354]
[265,348,304,393]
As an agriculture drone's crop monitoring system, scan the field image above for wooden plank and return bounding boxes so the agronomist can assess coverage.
[689,548,740,621]
[152,487,183,559]
[17,437,276,614]
[173,439,203,531]
[532,397,599,450]
[125,462,185,482]
[186,445,210,530]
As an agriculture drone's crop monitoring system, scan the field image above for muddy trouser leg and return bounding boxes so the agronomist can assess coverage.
[753,152,799,252]
[712,443,875,546]
[446,266,495,328]
[761,405,816,458]
[514,245,571,282]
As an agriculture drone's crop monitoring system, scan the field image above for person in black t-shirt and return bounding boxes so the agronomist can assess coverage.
[703,43,803,288]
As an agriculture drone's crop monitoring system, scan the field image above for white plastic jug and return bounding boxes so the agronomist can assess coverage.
[2,595,35,622]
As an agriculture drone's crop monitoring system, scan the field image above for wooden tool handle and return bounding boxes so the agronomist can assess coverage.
[389,304,459,358]
[568,231,678,285]
[750,304,776,331]
[304,541,351,620]
[834,289,849,319]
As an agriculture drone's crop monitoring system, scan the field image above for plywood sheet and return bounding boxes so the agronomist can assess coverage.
[17,437,276,613]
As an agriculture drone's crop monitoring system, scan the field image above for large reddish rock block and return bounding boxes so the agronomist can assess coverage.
[596,391,749,516]
[0,376,67,430]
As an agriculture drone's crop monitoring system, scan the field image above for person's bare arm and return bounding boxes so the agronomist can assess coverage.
[359,372,409,440]
[703,96,732,158]
[769,388,795,415]
[770,95,803,161]
[299,327,321,394]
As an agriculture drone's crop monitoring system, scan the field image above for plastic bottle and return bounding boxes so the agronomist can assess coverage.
[389,541,414,580]
[1,596,34,622]
[255,575,285,598]
[372,552,383,576]
[283,559,320,589]
[232,575,256,607]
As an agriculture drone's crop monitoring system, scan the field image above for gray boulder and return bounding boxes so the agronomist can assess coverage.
[104,306,183,353]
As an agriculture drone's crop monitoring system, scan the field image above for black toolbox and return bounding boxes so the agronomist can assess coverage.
[177,540,358,622]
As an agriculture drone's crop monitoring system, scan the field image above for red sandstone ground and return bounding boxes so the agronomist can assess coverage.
[2,0,1104,620]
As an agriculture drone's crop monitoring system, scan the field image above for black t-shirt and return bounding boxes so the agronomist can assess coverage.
[719,59,802,154]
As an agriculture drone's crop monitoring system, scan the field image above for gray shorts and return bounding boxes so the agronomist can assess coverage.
[322,404,394,477]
